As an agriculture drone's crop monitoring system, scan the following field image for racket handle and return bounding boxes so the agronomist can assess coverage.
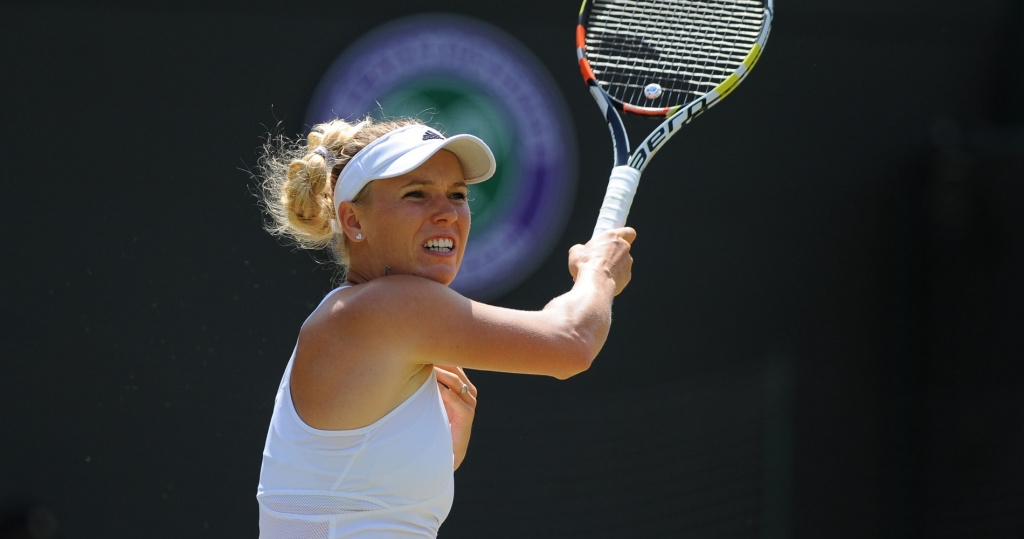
[592,165,641,239]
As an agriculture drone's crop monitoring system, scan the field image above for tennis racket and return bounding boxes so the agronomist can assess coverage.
[578,0,774,237]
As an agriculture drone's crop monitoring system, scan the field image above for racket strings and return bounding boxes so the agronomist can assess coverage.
[584,0,764,108]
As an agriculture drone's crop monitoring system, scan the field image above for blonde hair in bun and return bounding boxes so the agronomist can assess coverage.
[256,116,419,276]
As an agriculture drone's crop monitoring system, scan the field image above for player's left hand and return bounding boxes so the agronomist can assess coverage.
[434,365,477,470]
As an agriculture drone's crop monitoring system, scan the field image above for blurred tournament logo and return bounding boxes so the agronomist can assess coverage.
[307,14,577,300]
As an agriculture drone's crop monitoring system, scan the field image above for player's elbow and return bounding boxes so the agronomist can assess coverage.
[536,309,609,379]
[551,357,592,380]
[550,341,599,380]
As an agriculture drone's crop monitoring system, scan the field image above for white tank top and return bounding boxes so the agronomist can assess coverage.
[257,288,455,539]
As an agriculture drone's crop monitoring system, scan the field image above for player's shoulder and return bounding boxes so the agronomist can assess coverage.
[315,275,459,326]
[301,275,467,356]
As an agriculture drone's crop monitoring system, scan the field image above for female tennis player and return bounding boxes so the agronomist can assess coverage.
[254,117,635,538]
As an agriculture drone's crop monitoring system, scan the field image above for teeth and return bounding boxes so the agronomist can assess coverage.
[424,238,454,251]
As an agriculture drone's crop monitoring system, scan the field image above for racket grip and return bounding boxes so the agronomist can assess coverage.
[592,165,641,239]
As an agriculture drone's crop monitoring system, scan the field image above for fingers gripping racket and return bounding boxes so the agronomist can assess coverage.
[578,0,774,237]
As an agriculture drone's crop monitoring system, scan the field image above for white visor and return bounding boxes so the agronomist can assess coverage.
[331,124,496,231]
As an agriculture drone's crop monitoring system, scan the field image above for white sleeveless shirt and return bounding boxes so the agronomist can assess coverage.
[257,288,455,538]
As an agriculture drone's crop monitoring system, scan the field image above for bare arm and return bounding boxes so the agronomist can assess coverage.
[290,228,634,430]
[345,227,636,379]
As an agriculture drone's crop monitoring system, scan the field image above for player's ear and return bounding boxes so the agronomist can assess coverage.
[338,201,364,243]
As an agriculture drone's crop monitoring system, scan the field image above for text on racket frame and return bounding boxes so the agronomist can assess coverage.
[627,96,709,170]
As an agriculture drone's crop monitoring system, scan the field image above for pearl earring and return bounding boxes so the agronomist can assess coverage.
[355,233,363,240]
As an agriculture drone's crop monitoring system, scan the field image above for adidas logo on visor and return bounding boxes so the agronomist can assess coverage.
[422,130,444,141]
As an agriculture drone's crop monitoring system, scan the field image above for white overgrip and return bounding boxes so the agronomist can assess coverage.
[592,165,641,238]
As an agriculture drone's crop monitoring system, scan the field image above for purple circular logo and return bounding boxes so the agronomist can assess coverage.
[307,14,577,300]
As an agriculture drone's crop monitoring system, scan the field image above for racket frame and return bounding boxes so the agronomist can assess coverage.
[577,0,774,235]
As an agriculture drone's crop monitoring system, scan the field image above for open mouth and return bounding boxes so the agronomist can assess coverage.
[423,238,454,254]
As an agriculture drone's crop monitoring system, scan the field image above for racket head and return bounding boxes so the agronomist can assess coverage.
[577,0,773,117]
